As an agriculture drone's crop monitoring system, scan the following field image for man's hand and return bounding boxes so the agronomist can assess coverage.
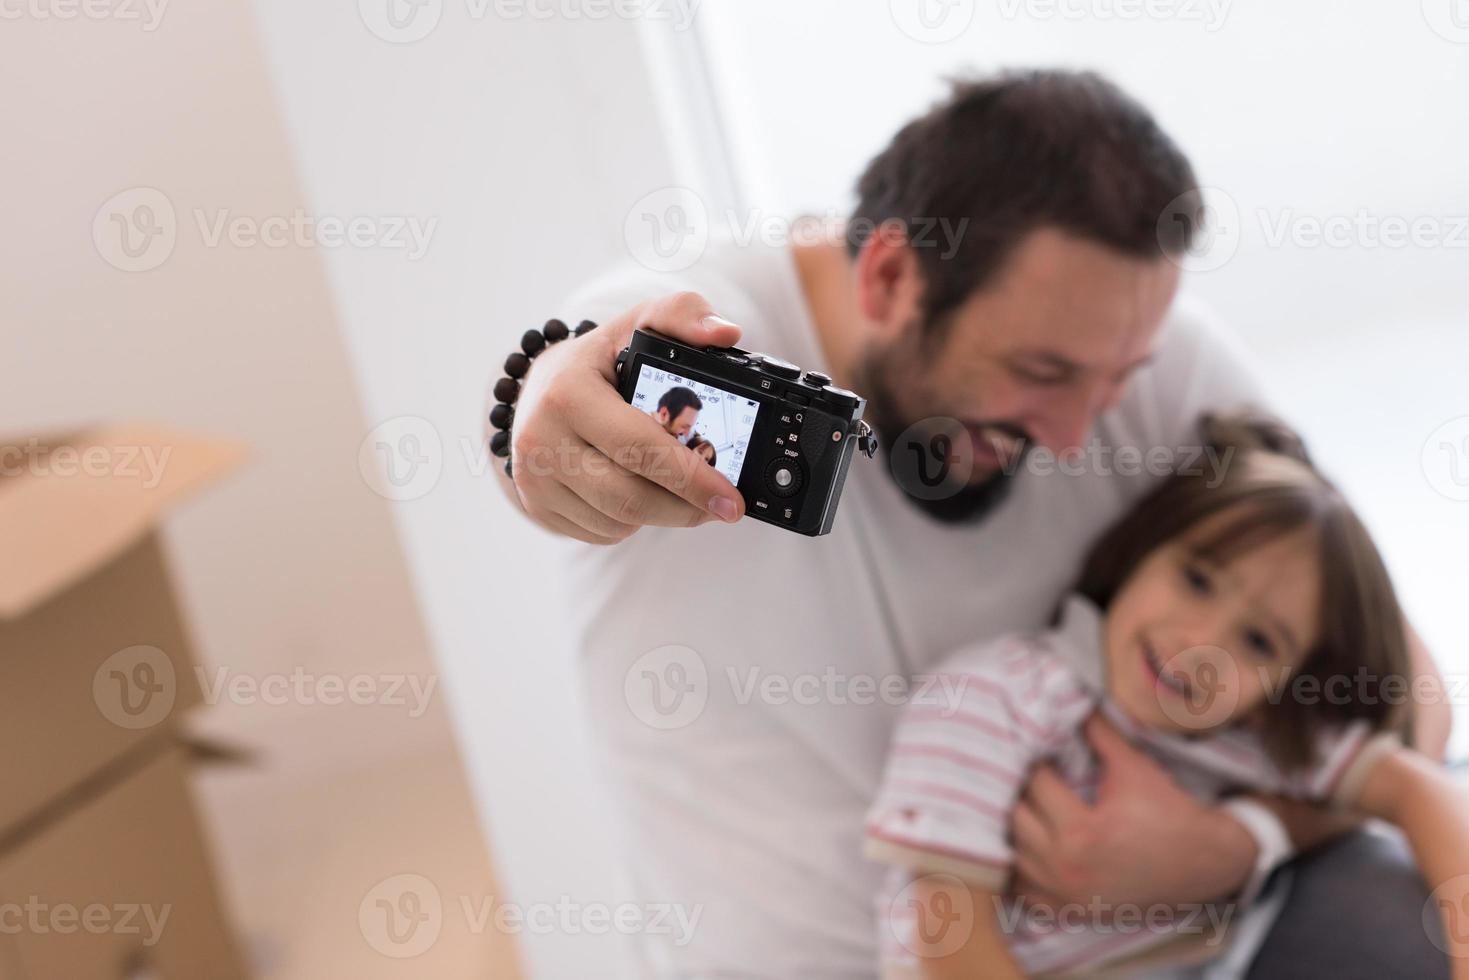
[1010,715,1257,912]
[496,292,747,544]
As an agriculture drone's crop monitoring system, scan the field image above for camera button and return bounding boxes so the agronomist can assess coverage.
[753,354,801,379]
[803,371,832,388]
[764,458,804,498]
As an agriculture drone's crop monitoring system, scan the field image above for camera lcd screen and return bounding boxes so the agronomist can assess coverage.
[631,364,760,485]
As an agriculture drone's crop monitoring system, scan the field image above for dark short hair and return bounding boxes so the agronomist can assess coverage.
[849,69,1199,331]
[657,386,702,419]
[1076,413,1414,771]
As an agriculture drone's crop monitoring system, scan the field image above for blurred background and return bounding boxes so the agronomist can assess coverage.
[2,1,1466,977]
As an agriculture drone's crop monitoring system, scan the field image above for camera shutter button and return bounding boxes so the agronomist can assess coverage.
[752,354,801,380]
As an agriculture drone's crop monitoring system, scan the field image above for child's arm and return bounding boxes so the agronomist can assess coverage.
[909,878,1027,980]
[1356,748,1469,975]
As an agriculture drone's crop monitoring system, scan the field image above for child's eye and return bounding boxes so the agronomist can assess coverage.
[1243,627,1277,660]
[1181,561,1212,594]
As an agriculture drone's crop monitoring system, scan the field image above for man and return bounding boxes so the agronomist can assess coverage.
[495,71,1451,977]
[652,385,702,441]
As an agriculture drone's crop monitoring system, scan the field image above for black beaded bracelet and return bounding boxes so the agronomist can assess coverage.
[488,318,599,477]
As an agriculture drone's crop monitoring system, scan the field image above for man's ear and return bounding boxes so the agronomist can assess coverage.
[854,222,924,340]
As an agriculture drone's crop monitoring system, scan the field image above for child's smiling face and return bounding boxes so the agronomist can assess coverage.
[1102,509,1323,734]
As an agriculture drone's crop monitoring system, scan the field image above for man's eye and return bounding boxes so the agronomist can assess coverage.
[1010,364,1070,386]
[1181,562,1212,594]
[1243,627,1277,660]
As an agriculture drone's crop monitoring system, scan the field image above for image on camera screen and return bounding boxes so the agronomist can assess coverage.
[631,364,760,485]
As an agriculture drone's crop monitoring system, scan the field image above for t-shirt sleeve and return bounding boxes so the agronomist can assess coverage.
[863,640,1092,891]
[1286,722,1404,809]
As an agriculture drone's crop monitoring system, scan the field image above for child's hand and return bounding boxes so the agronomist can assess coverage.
[1010,715,1257,912]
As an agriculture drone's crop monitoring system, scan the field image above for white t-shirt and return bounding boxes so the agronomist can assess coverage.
[561,237,1266,978]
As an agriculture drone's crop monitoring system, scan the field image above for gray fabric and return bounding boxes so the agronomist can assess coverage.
[1246,828,1449,980]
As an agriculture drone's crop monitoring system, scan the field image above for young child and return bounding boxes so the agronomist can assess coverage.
[865,413,1467,979]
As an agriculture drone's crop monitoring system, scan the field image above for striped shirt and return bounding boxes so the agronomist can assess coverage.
[864,594,1395,978]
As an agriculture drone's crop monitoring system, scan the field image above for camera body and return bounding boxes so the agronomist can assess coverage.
[616,329,874,536]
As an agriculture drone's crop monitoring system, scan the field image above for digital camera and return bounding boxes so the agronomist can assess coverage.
[616,329,876,536]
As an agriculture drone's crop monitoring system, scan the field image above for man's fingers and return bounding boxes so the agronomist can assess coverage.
[1085,713,1162,796]
[1011,800,1053,856]
[589,291,742,383]
[1020,764,1087,827]
[538,480,642,542]
[571,384,744,522]
[568,448,715,529]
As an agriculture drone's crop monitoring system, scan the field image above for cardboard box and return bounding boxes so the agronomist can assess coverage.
[0,425,243,834]
[0,745,247,980]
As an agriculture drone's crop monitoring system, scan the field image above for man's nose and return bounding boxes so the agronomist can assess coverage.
[1031,379,1122,453]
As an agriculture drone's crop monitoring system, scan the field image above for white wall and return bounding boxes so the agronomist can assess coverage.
[245,4,717,976]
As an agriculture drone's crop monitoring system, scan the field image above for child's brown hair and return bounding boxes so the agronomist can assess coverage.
[1076,411,1414,769]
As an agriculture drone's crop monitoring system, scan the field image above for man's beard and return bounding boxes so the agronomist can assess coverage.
[851,333,1028,526]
